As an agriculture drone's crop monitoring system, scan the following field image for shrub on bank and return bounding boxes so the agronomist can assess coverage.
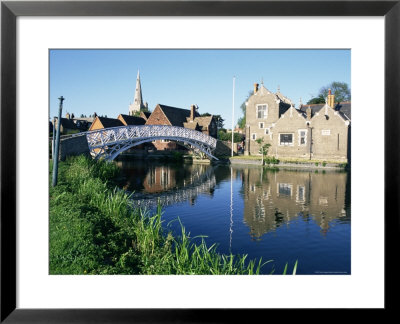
[50,156,276,275]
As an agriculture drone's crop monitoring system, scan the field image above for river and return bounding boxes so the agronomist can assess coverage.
[116,160,351,275]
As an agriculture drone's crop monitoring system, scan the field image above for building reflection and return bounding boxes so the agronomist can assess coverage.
[116,161,350,239]
[240,167,350,238]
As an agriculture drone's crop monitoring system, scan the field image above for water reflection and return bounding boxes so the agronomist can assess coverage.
[239,167,350,238]
[116,161,350,238]
[116,161,217,209]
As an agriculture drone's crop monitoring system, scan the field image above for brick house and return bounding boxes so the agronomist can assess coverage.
[244,83,351,162]
[145,104,218,151]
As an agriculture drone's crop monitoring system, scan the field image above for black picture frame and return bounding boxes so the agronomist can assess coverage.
[1,0,399,322]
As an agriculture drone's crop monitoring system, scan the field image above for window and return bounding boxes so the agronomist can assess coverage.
[322,129,331,136]
[251,133,256,140]
[297,185,305,202]
[319,196,328,206]
[278,183,292,197]
[279,133,293,146]
[257,104,267,119]
[265,128,269,135]
[259,122,264,129]
[298,129,307,146]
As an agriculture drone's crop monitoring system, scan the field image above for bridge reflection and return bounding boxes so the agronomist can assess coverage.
[116,161,218,209]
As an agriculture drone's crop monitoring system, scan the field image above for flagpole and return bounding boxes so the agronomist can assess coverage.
[231,76,235,157]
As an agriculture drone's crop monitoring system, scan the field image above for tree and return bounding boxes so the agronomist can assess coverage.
[237,116,246,130]
[320,81,351,103]
[237,90,253,129]
[217,130,243,143]
[307,81,351,105]
[306,96,325,105]
[213,115,224,130]
[200,113,224,129]
[255,138,271,166]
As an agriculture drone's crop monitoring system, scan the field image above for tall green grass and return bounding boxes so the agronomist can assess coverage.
[50,155,296,275]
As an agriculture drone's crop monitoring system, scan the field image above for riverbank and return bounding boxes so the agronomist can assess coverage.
[228,156,348,170]
[49,156,283,275]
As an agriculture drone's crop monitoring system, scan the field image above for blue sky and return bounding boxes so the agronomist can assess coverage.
[49,49,350,128]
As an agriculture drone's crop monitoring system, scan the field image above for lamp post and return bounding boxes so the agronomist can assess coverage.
[52,96,65,187]
[231,76,235,157]
[52,116,56,157]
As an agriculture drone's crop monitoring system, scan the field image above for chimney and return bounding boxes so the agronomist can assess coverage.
[190,104,196,121]
[254,83,259,94]
[306,106,312,120]
[327,89,335,108]
[66,112,70,120]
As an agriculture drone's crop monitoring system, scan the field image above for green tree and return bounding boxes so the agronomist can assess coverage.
[200,113,224,129]
[255,138,271,166]
[320,81,351,103]
[237,90,253,129]
[306,96,325,105]
[237,116,246,129]
[214,115,224,129]
[307,81,351,105]
[218,130,243,143]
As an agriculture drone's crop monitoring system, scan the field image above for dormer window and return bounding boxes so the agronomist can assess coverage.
[257,104,268,119]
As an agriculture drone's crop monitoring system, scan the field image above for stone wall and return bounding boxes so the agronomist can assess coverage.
[269,107,310,159]
[214,140,233,156]
[309,107,349,161]
[55,134,91,161]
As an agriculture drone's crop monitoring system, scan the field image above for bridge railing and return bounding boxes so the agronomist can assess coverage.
[86,125,217,149]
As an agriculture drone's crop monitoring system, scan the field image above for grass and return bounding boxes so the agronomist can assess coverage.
[50,155,297,275]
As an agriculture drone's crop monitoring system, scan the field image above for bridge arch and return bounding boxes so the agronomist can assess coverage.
[85,125,219,161]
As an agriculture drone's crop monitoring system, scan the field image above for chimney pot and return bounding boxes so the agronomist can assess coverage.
[327,89,335,107]
[190,104,196,121]
[254,83,259,94]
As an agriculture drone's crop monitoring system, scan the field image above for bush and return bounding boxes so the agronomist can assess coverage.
[265,156,279,165]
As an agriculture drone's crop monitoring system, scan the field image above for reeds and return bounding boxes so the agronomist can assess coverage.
[49,156,295,275]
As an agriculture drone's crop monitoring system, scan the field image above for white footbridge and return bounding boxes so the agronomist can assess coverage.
[85,125,218,161]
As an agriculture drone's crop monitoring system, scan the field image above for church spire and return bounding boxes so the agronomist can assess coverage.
[129,70,145,115]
